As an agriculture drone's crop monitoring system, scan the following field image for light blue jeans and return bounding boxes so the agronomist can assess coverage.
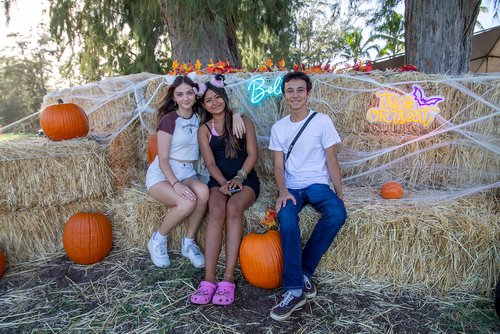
[278,183,347,291]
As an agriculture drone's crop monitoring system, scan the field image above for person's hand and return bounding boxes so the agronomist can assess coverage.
[173,182,196,200]
[275,190,296,213]
[219,183,232,196]
[232,112,246,139]
[227,177,243,192]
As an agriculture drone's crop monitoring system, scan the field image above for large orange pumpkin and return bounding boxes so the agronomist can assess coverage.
[40,99,89,141]
[63,212,113,265]
[147,133,158,164]
[0,249,5,278]
[380,181,404,199]
[239,230,283,289]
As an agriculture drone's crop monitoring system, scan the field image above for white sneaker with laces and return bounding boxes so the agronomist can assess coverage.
[147,233,170,267]
[181,240,205,268]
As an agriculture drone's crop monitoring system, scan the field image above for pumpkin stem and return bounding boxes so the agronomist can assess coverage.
[57,98,64,104]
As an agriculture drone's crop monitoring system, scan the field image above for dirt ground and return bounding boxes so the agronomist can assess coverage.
[0,247,499,334]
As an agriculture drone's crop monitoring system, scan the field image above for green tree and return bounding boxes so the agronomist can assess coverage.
[339,28,379,63]
[0,33,51,126]
[48,0,165,82]
[371,11,404,57]
[44,0,299,80]
[289,0,345,66]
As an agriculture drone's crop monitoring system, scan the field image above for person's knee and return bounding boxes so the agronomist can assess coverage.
[195,184,210,204]
[226,202,243,223]
[176,198,197,215]
[278,209,299,234]
[277,202,297,222]
[208,205,226,222]
[322,202,347,226]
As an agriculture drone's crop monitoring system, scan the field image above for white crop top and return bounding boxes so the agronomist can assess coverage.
[157,112,200,161]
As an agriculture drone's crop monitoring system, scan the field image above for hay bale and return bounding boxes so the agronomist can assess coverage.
[108,186,207,251]
[339,133,500,189]
[0,138,114,209]
[311,72,499,138]
[110,167,498,295]
[322,187,499,294]
[106,121,148,189]
[245,183,499,294]
[0,198,108,264]
[109,182,276,250]
[42,73,162,139]
[299,72,500,193]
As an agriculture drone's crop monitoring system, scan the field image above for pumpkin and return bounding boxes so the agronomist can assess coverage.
[239,230,283,289]
[0,249,5,278]
[147,133,158,164]
[380,181,404,199]
[40,99,89,141]
[63,212,112,265]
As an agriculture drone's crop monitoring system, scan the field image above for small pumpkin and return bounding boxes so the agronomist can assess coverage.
[239,230,283,289]
[380,181,404,199]
[0,249,5,278]
[63,212,112,265]
[147,133,158,164]
[40,99,89,141]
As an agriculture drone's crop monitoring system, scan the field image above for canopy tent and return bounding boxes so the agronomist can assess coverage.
[470,25,500,72]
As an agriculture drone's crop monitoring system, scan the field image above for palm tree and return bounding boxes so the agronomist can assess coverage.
[339,28,379,63]
[371,11,405,57]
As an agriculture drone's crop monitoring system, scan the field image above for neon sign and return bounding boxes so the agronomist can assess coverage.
[366,85,444,127]
[247,76,283,104]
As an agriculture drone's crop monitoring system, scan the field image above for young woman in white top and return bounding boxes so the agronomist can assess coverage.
[145,75,244,269]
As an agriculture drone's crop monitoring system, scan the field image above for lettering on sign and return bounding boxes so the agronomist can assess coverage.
[247,76,283,104]
[366,85,444,127]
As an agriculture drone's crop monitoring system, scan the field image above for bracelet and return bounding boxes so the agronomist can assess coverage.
[233,175,243,181]
[237,169,247,180]
[171,180,180,187]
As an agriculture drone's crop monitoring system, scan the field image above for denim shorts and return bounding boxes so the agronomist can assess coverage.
[146,156,197,191]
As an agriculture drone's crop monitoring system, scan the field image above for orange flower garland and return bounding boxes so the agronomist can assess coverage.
[167,58,417,75]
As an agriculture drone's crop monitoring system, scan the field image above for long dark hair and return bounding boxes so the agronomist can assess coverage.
[201,74,241,159]
[156,76,200,126]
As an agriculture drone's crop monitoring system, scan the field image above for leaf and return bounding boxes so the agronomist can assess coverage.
[278,57,285,69]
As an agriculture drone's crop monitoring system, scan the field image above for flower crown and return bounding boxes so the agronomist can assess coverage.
[209,74,225,88]
[193,82,206,97]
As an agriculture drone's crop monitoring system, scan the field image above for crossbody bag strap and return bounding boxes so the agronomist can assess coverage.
[285,112,317,161]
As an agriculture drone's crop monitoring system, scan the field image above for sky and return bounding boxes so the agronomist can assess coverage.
[0,0,49,51]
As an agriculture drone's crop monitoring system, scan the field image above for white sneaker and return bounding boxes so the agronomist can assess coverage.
[147,233,170,267]
[181,240,205,268]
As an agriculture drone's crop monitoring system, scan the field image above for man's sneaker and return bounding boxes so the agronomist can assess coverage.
[270,291,306,321]
[181,241,205,268]
[303,275,317,299]
[147,233,170,267]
